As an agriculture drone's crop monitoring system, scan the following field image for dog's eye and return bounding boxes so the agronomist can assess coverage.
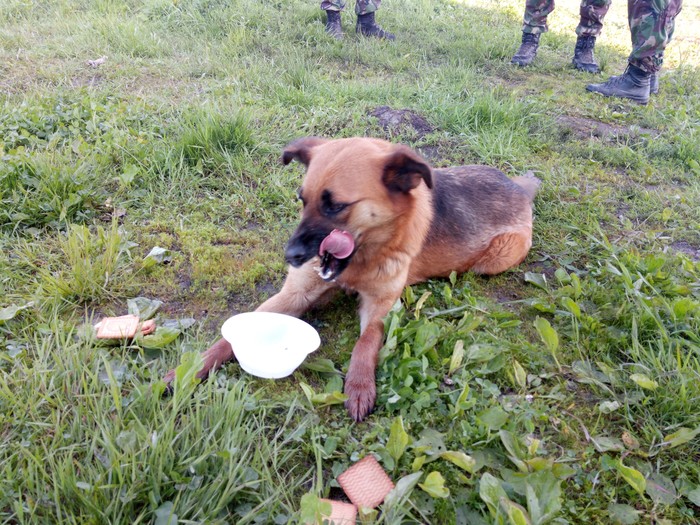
[323,202,348,216]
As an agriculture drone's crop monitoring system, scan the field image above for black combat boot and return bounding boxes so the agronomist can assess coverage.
[572,35,600,73]
[511,32,540,67]
[356,12,395,40]
[586,64,651,104]
[650,71,659,94]
[325,10,343,39]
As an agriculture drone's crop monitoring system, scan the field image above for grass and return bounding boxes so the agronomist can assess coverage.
[1,0,699,523]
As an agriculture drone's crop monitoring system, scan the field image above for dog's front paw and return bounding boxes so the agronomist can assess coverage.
[344,371,376,422]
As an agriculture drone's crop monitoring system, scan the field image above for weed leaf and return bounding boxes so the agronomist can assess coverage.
[661,425,700,449]
[0,303,31,323]
[607,503,641,524]
[440,451,476,473]
[616,460,646,496]
[419,471,449,498]
[629,373,658,390]
[524,272,548,290]
[384,471,423,509]
[387,416,410,463]
[645,473,677,505]
[154,501,178,525]
[127,296,163,320]
[479,473,508,517]
[449,340,464,375]
[502,498,531,525]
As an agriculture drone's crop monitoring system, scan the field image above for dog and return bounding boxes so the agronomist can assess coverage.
[164,137,540,421]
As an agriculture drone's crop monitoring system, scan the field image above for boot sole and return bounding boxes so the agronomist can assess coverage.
[585,85,649,105]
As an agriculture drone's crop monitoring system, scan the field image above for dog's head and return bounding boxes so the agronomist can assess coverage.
[282,137,433,281]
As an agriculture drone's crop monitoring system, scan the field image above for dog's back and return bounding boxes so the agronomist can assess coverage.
[408,165,539,282]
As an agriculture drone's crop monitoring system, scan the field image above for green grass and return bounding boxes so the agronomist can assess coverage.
[1,0,700,523]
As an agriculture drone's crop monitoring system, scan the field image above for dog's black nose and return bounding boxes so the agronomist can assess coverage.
[285,242,310,267]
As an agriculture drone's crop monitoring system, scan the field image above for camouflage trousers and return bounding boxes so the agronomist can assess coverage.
[628,0,683,73]
[321,0,381,15]
[522,0,612,37]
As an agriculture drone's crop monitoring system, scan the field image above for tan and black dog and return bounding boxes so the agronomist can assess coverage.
[166,137,540,421]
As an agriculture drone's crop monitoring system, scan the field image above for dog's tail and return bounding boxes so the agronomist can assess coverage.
[512,170,541,201]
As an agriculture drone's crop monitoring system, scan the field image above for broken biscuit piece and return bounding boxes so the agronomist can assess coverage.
[318,499,357,524]
[95,315,140,339]
[337,455,394,509]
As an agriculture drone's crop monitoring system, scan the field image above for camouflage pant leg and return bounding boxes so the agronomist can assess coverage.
[522,0,555,34]
[628,0,683,72]
[576,0,612,36]
[320,0,381,14]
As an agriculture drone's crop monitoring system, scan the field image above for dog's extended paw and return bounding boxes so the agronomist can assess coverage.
[344,373,377,422]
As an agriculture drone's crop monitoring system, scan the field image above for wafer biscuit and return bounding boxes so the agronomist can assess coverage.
[337,455,394,509]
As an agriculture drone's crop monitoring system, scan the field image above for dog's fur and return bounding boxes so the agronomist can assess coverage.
[165,137,540,421]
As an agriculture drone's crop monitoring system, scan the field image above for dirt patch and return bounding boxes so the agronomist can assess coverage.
[368,106,435,138]
[669,241,700,261]
[556,115,657,141]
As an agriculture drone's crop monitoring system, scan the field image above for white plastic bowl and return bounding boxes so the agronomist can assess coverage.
[221,312,321,379]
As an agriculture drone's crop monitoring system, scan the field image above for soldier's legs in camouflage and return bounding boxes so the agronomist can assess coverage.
[576,0,611,37]
[355,0,381,16]
[522,0,556,34]
[627,0,683,73]
[321,0,346,11]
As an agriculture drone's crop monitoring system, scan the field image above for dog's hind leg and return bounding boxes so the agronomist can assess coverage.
[163,261,337,386]
[470,229,533,275]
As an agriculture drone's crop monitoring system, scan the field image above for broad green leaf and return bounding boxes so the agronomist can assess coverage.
[387,416,410,463]
[560,296,581,318]
[154,501,178,525]
[299,382,315,405]
[502,498,531,525]
[173,352,204,389]
[608,503,641,524]
[310,391,347,407]
[143,246,173,268]
[591,436,625,452]
[412,455,426,472]
[645,473,677,505]
[687,488,700,506]
[119,164,139,186]
[299,493,331,525]
[440,451,475,473]
[414,291,432,319]
[629,373,658,390]
[478,405,509,431]
[479,473,508,517]
[449,340,464,375]
[75,481,92,490]
[533,317,558,353]
[524,272,548,290]
[524,469,562,523]
[534,317,560,370]
[513,360,527,389]
[499,430,527,471]
[662,425,700,449]
[465,344,503,363]
[302,358,341,375]
[383,471,423,509]
[138,327,181,349]
[0,303,31,323]
[418,471,449,498]
[413,322,440,356]
[598,400,621,414]
[616,460,646,496]
[127,297,163,320]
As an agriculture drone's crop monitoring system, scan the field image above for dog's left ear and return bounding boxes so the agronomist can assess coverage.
[382,146,433,193]
[282,137,328,167]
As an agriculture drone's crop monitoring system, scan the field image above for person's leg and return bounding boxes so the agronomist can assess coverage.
[322,0,346,39]
[511,0,555,66]
[572,0,611,73]
[586,0,683,103]
[355,0,394,40]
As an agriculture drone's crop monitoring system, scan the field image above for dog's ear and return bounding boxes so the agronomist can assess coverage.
[382,146,433,193]
[281,137,328,166]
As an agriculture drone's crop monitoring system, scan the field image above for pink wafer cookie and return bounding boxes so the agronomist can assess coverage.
[319,499,357,524]
[337,455,394,509]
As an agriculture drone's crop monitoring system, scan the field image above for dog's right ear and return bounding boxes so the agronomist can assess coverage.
[281,137,328,166]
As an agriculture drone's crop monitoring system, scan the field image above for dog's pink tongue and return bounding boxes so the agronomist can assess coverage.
[319,230,354,259]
